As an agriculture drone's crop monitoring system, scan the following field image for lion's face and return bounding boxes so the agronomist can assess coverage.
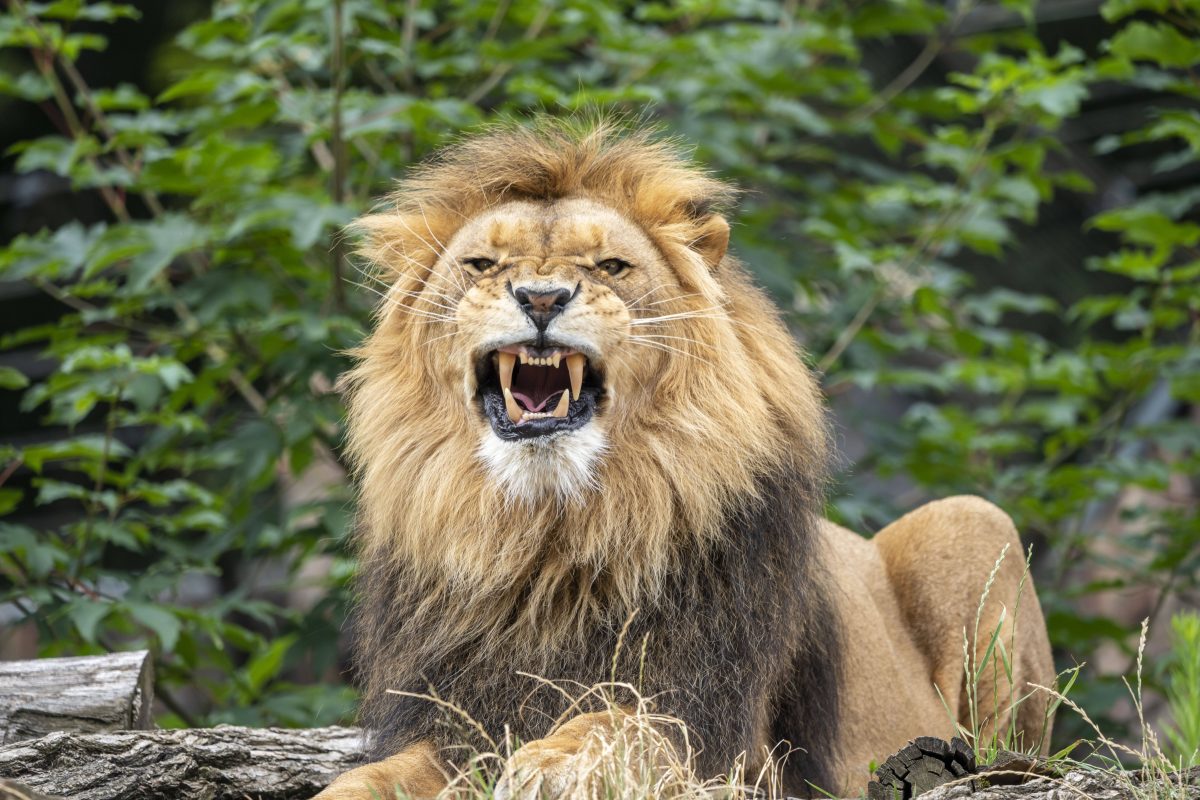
[417,197,699,502]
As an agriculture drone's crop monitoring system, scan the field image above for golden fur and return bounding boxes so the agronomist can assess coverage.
[342,120,827,650]
[318,119,1055,800]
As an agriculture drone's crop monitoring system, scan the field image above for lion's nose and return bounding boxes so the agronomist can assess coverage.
[512,285,575,331]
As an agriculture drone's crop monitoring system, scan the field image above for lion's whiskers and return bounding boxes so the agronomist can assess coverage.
[634,292,707,309]
[627,336,706,362]
[423,328,462,346]
[388,286,460,314]
[353,281,457,323]
[630,311,730,326]
[631,333,713,349]
[416,199,471,295]
[624,283,673,310]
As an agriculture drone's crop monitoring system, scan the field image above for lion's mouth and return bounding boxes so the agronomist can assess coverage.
[477,345,603,440]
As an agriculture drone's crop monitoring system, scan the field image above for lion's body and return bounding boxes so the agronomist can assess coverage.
[316,120,1054,800]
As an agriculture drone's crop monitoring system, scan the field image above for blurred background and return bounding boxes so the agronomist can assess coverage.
[0,0,1196,764]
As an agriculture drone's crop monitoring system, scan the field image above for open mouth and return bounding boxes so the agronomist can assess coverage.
[477,345,604,440]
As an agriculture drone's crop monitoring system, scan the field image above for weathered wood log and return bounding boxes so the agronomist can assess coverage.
[0,725,365,800]
[0,651,153,745]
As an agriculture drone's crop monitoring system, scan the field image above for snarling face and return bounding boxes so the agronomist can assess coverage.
[397,196,719,503]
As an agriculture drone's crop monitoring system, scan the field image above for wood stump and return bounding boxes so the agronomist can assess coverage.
[867,736,978,800]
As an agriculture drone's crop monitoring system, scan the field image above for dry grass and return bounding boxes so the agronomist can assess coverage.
[378,681,795,800]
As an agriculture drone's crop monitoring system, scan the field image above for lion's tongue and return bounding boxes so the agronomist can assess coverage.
[512,365,566,412]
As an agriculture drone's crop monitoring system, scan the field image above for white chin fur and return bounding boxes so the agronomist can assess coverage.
[478,424,606,505]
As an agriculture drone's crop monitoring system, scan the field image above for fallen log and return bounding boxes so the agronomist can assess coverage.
[0,651,153,745]
[0,725,365,800]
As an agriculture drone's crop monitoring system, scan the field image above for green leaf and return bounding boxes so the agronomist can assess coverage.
[22,435,132,472]
[1108,21,1200,69]
[69,600,112,643]
[1090,207,1200,248]
[126,216,210,291]
[33,1,140,22]
[1101,0,1170,22]
[0,70,53,101]
[245,634,296,695]
[128,603,181,651]
[0,522,64,577]
[0,366,29,390]
[0,488,22,515]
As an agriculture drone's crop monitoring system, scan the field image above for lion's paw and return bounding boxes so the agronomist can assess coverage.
[495,741,582,800]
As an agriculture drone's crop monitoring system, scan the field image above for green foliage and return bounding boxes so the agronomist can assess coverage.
[1163,612,1200,768]
[0,0,1195,742]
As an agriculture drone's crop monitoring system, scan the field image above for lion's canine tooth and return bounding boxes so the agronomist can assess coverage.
[566,353,585,401]
[498,352,515,392]
[552,390,569,418]
[503,387,522,424]
[552,352,561,369]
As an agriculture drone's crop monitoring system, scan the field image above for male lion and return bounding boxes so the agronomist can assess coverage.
[317,120,1054,799]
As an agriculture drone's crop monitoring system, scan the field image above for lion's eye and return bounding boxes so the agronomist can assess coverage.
[461,257,496,275]
[596,258,631,277]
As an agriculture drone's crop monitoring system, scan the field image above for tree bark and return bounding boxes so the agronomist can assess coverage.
[0,651,153,745]
[0,725,365,800]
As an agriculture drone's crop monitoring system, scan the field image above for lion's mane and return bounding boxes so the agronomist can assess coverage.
[342,119,841,791]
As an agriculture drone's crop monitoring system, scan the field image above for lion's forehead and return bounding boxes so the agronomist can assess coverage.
[456,198,659,263]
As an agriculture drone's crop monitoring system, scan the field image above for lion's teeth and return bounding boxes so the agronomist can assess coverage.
[552,390,569,418]
[566,353,585,401]
[498,352,515,392]
[503,387,522,424]
[519,352,529,365]
[552,352,561,369]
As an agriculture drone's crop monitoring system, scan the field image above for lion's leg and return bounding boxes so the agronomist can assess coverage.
[872,496,1056,753]
[313,740,448,800]
[496,710,631,800]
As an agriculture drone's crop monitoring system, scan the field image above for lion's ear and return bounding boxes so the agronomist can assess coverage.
[691,214,730,268]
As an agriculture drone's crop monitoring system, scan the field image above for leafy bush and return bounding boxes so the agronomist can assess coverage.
[0,0,1195,742]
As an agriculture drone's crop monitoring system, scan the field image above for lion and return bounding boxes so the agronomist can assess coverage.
[315,118,1055,800]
